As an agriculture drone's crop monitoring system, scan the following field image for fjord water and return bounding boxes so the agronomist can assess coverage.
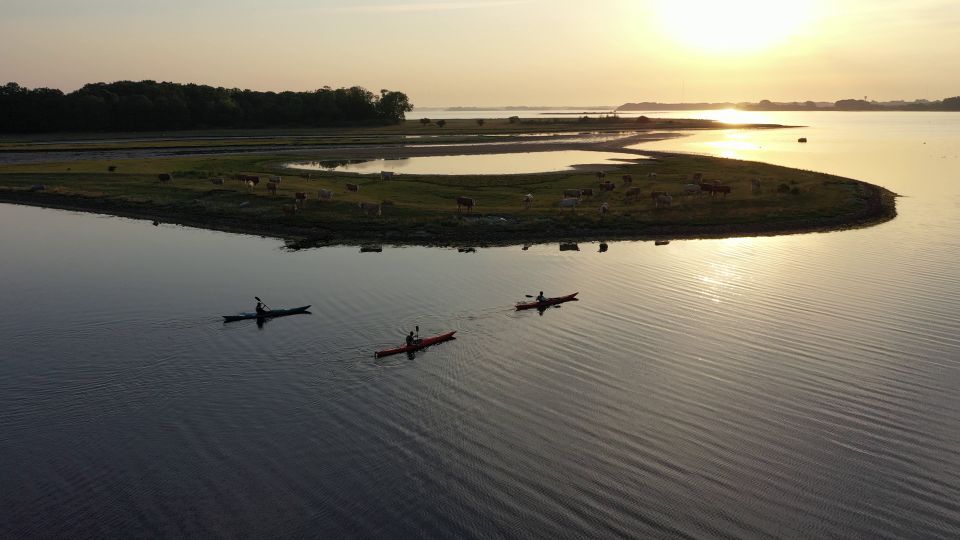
[2,113,960,538]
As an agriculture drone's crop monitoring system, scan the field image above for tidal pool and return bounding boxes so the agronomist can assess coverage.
[285,150,644,175]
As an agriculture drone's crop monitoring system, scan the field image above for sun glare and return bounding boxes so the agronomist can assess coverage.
[655,0,816,54]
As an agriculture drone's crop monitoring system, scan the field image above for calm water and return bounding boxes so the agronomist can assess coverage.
[285,150,642,175]
[2,112,960,538]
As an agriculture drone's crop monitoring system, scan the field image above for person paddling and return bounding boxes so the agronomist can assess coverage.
[536,291,547,303]
[406,330,423,347]
[256,300,269,316]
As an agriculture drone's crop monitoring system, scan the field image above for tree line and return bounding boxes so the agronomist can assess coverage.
[0,80,413,133]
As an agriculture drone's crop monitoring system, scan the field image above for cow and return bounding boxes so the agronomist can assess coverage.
[622,174,633,184]
[596,171,606,181]
[346,183,360,192]
[580,188,594,197]
[267,182,279,195]
[158,173,172,183]
[599,181,616,192]
[211,178,225,186]
[269,175,282,184]
[559,198,579,211]
[599,202,610,215]
[358,202,382,216]
[380,171,395,181]
[456,196,475,213]
[655,194,673,208]
[563,189,582,199]
[751,178,761,193]
[682,183,700,196]
[624,186,644,202]
[692,172,704,182]
[650,190,668,203]
[294,192,307,209]
[713,185,732,197]
[523,194,533,209]
[318,189,333,201]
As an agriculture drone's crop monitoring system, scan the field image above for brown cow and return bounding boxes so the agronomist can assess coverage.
[294,192,307,208]
[599,182,616,192]
[692,172,704,182]
[456,196,475,213]
[713,185,732,197]
[580,188,594,197]
[358,202,382,216]
[267,182,278,195]
[563,189,582,199]
[158,173,172,183]
[346,183,360,192]
[622,174,633,184]
[624,186,644,202]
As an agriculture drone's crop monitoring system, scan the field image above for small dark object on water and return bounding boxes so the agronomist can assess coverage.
[559,243,580,252]
[599,243,609,253]
[152,220,160,226]
[522,245,531,251]
[458,247,476,253]
[798,137,808,143]
[360,245,383,253]
[655,240,670,246]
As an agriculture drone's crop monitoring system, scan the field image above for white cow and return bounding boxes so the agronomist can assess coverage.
[559,198,580,211]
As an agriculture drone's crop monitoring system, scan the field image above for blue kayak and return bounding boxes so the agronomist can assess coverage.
[222,305,311,322]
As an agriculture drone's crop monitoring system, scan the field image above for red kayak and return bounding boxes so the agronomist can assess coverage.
[375,331,457,358]
[515,292,579,311]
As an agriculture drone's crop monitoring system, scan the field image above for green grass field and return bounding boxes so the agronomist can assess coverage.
[0,122,895,245]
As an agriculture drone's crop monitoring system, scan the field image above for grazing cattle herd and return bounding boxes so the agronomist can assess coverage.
[141,166,768,222]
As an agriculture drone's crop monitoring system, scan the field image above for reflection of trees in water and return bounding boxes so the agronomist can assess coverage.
[318,159,370,169]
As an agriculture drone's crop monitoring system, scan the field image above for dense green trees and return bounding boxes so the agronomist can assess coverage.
[0,81,413,133]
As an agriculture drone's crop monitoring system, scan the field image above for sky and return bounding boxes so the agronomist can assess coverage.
[1,0,958,106]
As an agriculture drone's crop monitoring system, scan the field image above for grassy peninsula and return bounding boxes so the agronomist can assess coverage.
[0,117,896,246]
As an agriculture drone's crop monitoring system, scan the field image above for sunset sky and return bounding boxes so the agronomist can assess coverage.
[2,0,958,106]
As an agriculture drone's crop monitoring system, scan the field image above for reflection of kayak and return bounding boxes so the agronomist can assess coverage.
[223,305,311,322]
[515,292,579,311]
[375,331,457,358]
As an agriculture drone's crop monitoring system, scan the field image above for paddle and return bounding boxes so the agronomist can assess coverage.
[255,296,271,311]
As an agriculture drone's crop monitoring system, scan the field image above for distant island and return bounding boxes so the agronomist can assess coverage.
[617,97,960,112]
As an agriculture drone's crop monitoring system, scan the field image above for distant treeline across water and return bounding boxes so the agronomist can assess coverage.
[0,81,413,133]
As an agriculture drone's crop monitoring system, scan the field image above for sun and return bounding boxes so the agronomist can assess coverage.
[655,0,816,54]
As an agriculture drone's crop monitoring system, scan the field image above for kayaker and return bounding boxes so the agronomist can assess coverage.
[256,301,268,316]
[406,331,421,346]
[536,291,547,303]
